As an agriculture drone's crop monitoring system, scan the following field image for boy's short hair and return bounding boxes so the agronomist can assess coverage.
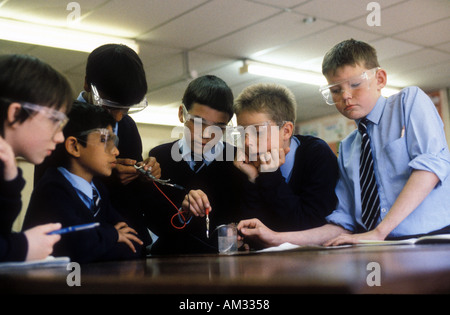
[85,44,147,106]
[53,101,116,167]
[322,39,380,76]
[0,54,73,135]
[182,75,234,119]
[234,83,297,123]
[63,101,116,142]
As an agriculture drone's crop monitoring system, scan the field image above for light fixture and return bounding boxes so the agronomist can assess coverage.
[130,104,182,126]
[240,60,401,97]
[0,18,139,53]
[240,60,327,86]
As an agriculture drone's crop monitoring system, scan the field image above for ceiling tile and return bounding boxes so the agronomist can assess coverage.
[293,0,404,23]
[137,0,279,49]
[253,25,382,72]
[370,37,421,61]
[198,11,334,58]
[394,18,450,47]
[347,0,450,36]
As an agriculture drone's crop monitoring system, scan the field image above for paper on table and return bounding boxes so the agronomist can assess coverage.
[0,256,70,270]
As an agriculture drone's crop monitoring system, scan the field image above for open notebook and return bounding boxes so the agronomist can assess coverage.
[357,234,450,246]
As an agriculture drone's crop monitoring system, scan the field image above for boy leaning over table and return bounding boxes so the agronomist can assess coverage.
[238,38,450,249]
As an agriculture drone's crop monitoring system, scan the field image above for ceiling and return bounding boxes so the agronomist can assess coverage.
[0,0,449,124]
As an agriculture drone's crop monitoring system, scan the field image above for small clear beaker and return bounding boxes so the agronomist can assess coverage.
[217,223,238,254]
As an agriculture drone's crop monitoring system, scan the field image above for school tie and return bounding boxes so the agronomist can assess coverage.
[193,159,204,173]
[359,118,380,231]
[91,187,101,217]
[191,153,204,173]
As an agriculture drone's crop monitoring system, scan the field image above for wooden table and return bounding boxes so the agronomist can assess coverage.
[2,243,450,296]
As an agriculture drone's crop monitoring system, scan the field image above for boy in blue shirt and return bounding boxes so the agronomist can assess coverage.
[24,101,143,263]
[237,39,450,248]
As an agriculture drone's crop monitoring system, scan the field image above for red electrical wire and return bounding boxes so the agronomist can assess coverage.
[152,181,188,230]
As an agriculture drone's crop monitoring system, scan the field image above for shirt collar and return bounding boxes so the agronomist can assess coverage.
[356,96,386,126]
[57,166,96,199]
[280,136,300,182]
[178,136,224,164]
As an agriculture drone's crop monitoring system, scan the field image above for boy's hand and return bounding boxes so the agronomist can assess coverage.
[234,147,290,182]
[136,156,161,180]
[182,189,211,217]
[234,147,259,183]
[24,223,62,261]
[323,229,383,247]
[114,222,143,253]
[237,218,279,249]
[259,147,289,173]
[114,158,139,185]
[0,136,18,181]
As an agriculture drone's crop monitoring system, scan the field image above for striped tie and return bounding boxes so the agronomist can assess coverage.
[91,187,101,217]
[359,118,380,231]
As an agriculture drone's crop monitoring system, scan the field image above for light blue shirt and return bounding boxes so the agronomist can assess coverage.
[57,166,100,211]
[326,86,450,237]
[280,136,300,182]
[177,137,224,172]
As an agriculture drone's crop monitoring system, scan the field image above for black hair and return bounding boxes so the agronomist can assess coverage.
[0,54,73,135]
[85,44,147,106]
[182,75,234,120]
[51,100,116,167]
[63,100,116,141]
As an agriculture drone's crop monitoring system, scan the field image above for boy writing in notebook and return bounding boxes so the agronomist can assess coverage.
[238,39,450,248]
[0,54,72,261]
[24,101,143,263]
[233,83,338,232]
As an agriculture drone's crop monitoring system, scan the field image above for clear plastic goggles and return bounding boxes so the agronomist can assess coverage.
[319,67,380,105]
[182,104,232,132]
[21,102,69,136]
[91,84,148,114]
[234,120,287,140]
[75,128,119,153]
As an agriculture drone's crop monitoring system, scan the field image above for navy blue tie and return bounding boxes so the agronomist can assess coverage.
[359,118,380,230]
[91,188,101,217]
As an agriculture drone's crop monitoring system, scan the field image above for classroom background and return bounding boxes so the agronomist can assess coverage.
[1,0,448,231]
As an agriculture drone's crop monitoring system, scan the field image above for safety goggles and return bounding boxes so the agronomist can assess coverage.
[234,120,287,140]
[75,128,119,153]
[182,104,232,132]
[91,84,148,114]
[21,102,69,136]
[319,67,380,105]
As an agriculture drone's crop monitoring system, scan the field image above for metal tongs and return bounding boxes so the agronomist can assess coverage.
[134,165,184,190]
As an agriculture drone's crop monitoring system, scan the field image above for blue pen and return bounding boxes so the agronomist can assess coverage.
[48,222,100,235]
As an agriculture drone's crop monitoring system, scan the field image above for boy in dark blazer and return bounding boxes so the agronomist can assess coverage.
[233,83,338,232]
[0,54,72,262]
[24,101,143,263]
[145,75,244,255]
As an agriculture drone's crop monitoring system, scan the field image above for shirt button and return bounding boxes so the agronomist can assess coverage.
[381,208,387,213]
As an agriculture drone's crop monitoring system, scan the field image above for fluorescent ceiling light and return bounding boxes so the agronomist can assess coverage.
[0,18,139,53]
[240,60,327,86]
[130,104,181,126]
[240,60,402,97]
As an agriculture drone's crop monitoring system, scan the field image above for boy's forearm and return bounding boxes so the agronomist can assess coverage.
[375,170,440,238]
[276,224,348,246]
